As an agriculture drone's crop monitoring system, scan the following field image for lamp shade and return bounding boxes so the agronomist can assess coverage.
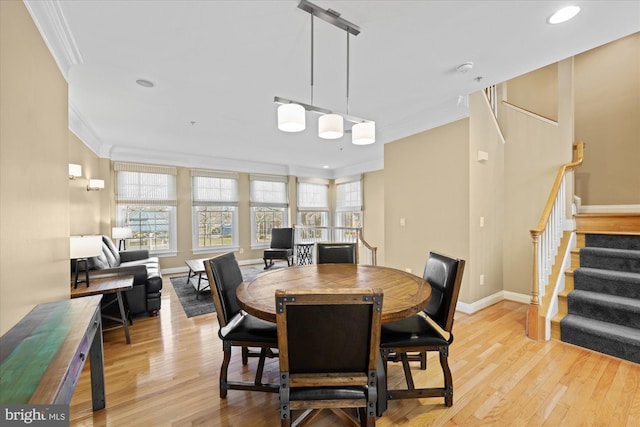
[87,179,105,190]
[69,163,82,178]
[318,114,343,139]
[70,235,103,259]
[278,103,306,132]
[112,227,133,239]
[352,122,376,145]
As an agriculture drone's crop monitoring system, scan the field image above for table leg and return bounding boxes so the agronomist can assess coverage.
[116,291,131,344]
[89,316,106,411]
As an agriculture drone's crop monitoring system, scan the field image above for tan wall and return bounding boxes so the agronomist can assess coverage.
[507,63,559,121]
[363,170,385,265]
[69,132,104,235]
[574,32,640,205]
[500,59,574,296]
[383,119,470,301]
[0,1,70,334]
[468,92,505,302]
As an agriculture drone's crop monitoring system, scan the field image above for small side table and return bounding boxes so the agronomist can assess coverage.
[295,243,314,265]
[71,275,134,344]
[185,258,210,298]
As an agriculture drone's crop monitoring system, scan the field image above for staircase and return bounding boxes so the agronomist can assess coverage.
[553,213,640,363]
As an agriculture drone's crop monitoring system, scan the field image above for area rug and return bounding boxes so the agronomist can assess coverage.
[170,262,285,318]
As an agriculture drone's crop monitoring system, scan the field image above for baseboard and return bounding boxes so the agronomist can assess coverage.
[457,291,529,314]
[579,204,640,213]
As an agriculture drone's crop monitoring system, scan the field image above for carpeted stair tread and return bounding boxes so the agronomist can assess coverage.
[579,247,640,273]
[560,314,640,364]
[585,234,640,250]
[573,267,640,299]
[567,289,640,329]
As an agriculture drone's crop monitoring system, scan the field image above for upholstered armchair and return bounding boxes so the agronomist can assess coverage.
[263,227,294,269]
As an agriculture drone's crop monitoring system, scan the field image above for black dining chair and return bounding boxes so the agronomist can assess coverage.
[276,288,383,426]
[379,252,465,406]
[316,242,357,264]
[204,252,279,398]
[263,227,295,269]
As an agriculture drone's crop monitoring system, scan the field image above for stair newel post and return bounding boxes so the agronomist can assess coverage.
[528,230,541,340]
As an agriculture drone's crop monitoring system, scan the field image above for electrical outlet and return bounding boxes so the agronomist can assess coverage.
[480,274,485,285]
[400,218,406,227]
[238,247,244,254]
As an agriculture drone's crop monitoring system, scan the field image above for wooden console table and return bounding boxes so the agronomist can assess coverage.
[71,275,133,344]
[0,296,105,410]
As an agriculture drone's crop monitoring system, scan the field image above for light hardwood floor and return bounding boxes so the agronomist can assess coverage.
[70,274,640,426]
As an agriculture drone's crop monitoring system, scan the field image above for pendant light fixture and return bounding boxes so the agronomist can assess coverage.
[278,103,306,132]
[275,0,375,145]
[318,114,343,139]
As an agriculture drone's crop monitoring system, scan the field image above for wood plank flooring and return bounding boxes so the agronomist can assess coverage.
[69,274,640,426]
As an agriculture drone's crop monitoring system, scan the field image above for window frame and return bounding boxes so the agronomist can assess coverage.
[250,174,289,249]
[296,179,330,241]
[191,170,239,254]
[115,163,178,256]
[334,176,363,230]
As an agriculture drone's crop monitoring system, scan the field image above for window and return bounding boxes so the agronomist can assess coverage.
[250,174,288,248]
[115,163,177,255]
[335,176,363,240]
[297,179,329,240]
[192,170,239,253]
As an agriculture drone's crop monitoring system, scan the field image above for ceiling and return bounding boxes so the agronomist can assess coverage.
[26,1,640,178]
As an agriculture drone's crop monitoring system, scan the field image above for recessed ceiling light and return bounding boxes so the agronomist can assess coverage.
[456,62,474,73]
[323,165,329,169]
[136,79,154,88]
[548,6,580,24]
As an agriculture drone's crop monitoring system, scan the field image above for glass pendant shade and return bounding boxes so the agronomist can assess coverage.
[352,122,376,145]
[318,114,343,139]
[278,103,306,132]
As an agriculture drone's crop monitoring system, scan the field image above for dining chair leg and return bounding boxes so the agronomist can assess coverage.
[439,346,453,406]
[220,341,232,398]
[400,353,415,390]
[242,346,249,365]
[254,348,267,386]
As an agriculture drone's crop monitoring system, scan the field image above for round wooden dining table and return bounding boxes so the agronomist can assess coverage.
[236,263,432,324]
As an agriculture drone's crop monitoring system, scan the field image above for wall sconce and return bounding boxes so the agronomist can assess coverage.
[87,179,105,191]
[69,164,82,179]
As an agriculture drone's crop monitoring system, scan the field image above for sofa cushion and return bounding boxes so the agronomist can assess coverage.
[102,236,121,266]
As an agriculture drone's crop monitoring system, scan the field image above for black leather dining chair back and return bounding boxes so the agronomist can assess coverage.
[206,252,243,328]
[316,242,357,264]
[422,251,463,332]
[276,288,383,426]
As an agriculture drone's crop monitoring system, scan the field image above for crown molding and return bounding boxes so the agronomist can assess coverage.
[69,102,110,157]
[23,0,83,80]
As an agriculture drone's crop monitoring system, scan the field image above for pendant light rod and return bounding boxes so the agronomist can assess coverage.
[346,31,350,115]
[298,0,360,36]
[310,14,314,106]
[274,96,372,125]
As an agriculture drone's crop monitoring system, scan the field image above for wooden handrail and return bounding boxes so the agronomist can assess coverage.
[527,141,585,340]
[530,141,585,237]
